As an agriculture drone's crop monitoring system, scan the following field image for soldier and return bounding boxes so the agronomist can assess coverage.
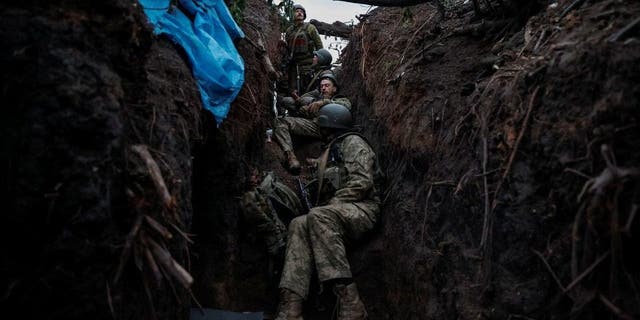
[280,48,334,112]
[274,104,381,320]
[285,3,323,95]
[273,73,351,175]
[240,169,303,261]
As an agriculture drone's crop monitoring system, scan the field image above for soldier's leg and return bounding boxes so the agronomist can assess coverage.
[279,215,315,299]
[274,117,321,174]
[308,204,376,320]
[286,118,321,142]
[287,64,297,94]
[298,95,315,107]
[278,95,297,113]
[240,190,287,255]
[274,117,321,153]
[306,203,377,282]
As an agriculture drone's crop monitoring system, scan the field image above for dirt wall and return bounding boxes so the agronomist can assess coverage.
[338,1,640,319]
[1,2,203,319]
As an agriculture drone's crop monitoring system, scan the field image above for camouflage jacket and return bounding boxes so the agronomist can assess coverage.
[317,134,381,206]
[285,22,323,65]
[297,94,351,119]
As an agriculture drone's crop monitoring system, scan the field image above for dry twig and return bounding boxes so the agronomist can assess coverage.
[564,251,610,293]
[143,241,164,284]
[130,145,174,210]
[399,12,437,66]
[607,16,640,42]
[144,215,173,240]
[533,249,566,292]
[492,86,540,209]
[113,214,145,284]
[599,294,634,320]
[145,236,193,288]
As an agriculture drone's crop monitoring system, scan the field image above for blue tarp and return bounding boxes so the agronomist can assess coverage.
[139,0,245,125]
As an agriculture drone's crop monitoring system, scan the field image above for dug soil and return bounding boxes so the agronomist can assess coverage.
[1,0,639,320]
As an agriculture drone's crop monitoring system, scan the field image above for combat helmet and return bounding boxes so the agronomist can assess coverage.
[313,49,333,67]
[292,3,306,19]
[318,103,353,130]
[319,71,338,89]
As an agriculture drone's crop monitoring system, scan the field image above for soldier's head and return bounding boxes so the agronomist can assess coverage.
[312,49,333,68]
[319,72,338,99]
[293,3,306,22]
[317,103,353,139]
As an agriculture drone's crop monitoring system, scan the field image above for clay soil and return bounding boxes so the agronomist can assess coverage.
[1,0,639,320]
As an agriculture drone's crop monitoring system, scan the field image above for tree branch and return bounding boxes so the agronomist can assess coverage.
[310,19,354,38]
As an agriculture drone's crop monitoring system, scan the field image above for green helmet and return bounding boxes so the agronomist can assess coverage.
[317,104,353,130]
[292,3,306,19]
[319,72,338,88]
[313,49,333,67]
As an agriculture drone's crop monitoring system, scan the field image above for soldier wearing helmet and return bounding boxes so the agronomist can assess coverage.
[274,103,381,320]
[279,49,334,111]
[285,3,323,96]
[273,73,351,175]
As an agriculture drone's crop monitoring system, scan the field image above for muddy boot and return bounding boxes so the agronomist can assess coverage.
[275,288,304,320]
[334,283,367,320]
[285,151,301,175]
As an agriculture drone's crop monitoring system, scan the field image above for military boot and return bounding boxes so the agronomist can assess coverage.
[334,283,367,320]
[285,151,301,175]
[275,288,304,320]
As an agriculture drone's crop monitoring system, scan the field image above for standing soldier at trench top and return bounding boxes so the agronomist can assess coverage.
[274,103,381,320]
[285,3,323,96]
[274,72,351,175]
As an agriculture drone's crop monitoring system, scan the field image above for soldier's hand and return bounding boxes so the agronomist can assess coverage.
[308,100,326,114]
[305,158,318,168]
[299,104,310,115]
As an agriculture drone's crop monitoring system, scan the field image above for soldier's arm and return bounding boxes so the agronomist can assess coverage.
[309,25,324,50]
[331,97,352,110]
[328,136,376,204]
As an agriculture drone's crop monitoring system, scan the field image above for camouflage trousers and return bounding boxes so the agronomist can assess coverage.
[240,189,287,255]
[279,201,379,298]
[274,116,321,153]
[279,95,315,113]
[239,172,303,255]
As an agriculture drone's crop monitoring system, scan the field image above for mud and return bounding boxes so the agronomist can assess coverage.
[1,0,639,319]
[337,1,640,319]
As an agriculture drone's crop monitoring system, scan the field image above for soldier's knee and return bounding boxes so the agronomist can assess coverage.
[288,215,307,233]
[239,191,268,224]
[281,96,295,106]
[299,96,314,106]
[274,118,288,130]
[307,208,332,228]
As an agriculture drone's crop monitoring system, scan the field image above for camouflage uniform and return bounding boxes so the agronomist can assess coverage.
[273,95,351,153]
[285,22,323,93]
[279,68,333,112]
[240,172,303,255]
[279,134,381,298]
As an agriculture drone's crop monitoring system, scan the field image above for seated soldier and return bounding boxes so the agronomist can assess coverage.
[279,48,333,112]
[274,104,382,320]
[240,169,303,262]
[274,73,351,175]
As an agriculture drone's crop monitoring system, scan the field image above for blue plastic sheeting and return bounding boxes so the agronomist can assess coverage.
[139,0,245,125]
